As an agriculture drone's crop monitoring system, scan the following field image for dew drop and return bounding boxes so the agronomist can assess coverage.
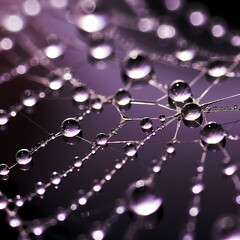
[48,74,64,90]
[165,143,175,154]
[89,40,114,60]
[91,229,105,240]
[21,90,38,107]
[74,156,83,168]
[168,80,192,102]
[0,164,10,176]
[181,103,202,121]
[192,183,205,194]
[0,109,9,125]
[72,86,90,103]
[200,122,225,144]
[207,60,227,78]
[0,194,8,210]
[222,164,238,176]
[50,172,61,185]
[35,182,46,195]
[114,89,131,106]
[122,50,153,80]
[213,215,240,240]
[124,143,137,157]
[140,117,153,130]
[7,215,21,228]
[73,0,109,33]
[92,98,103,110]
[95,133,108,146]
[127,180,163,216]
[16,149,32,165]
[61,118,81,138]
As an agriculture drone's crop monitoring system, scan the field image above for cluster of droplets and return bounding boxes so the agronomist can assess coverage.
[1,0,240,239]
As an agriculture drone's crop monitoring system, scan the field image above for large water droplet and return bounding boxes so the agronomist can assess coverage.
[21,90,37,107]
[0,194,8,210]
[0,164,10,176]
[48,74,64,90]
[122,50,153,80]
[35,182,46,195]
[16,149,32,165]
[73,0,109,33]
[72,86,90,103]
[95,133,108,146]
[182,103,202,121]
[74,156,83,168]
[124,143,137,157]
[207,60,228,78]
[50,172,61,185]
[0,109,9,125]
[213,215,240,240]
[201,122,225,144]
[92,98,103,110]
[114,89,131,106]
[140,117,153,130]
[7,215,22,228]
[127,180,162,216]
[168,80,192,102]
[89,40,114,60]
[91,229,105,240]
[61,118,81,138]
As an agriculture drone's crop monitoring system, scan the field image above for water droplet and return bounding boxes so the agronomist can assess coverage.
[44,43,65,59]
[16,149,32,165]
[122,50,153,80]
[74,156,83,168]
[0,109,9,125]
[200,122,225,144]
[92,98,103,110]
[95,133,108,146]
[89,40,114,60]
[192,183,204,194]
[77,190,88,205]
[175,40,196,62]
[35,182,46,195]
[189,10,207,27]
[48,74,64,90]
[182,103,202,121]
[15,195,24,207]
[91,229,105,240]
[56,208,67,221]
[165,143,175,154]
[93,180,102,192]
[124,143,137,157]
[0,164,10,176]
[222,164,238,176]
[7,215,21,227]
[207,60,227,78]
[159,115,166,122]
[72,86,90,103]
[32,224,44,236]
[21,90,37,107]
[157,24,176,39]
[73,0,109,33]
[213,215,240,240]
[0,194,8,210]
[140,117,153,130]
[61,118,81,138]
[168,80,192,102]
[127,180,163,216]
[189,206,200,217]
[114,89,131,106]
[50,172,61,185]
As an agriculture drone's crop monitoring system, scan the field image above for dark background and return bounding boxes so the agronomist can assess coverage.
[0,0,240,239]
